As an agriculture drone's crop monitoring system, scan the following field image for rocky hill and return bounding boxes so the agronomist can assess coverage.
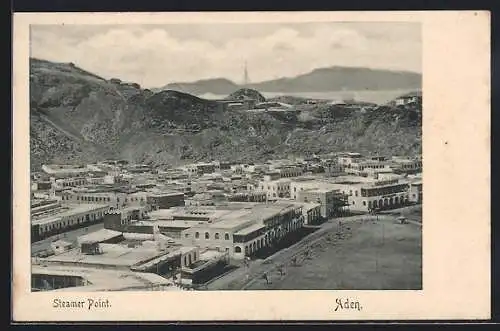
[29,58,422,171]
[160,78,239,96]
[225,88,266,103]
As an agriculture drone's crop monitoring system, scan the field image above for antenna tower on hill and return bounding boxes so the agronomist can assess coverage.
[243,61,250,86]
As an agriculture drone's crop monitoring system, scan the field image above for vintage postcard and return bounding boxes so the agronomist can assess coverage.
[12,11,490,321]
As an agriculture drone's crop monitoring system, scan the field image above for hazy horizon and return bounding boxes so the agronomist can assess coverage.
[30,22,421,89]
[31,56,422,89]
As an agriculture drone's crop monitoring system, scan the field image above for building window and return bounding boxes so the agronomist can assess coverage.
[215,233,220,240]
[205,232,210,239]
[352,201,355,205]
[195,232,199,239]
[185,233,189,238]
[363,201,366,206]
[225,233,230,240]
[235,246,242,253]
[355,191,358,197]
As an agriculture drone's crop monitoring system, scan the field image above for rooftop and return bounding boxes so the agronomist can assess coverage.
[199,249,225,261]
[208,209,254,230]
[133,220,195,229]
[41,243,170,267]
[234,223,266,236]
[147,191,184,198]
[31,204,110,225]
[32,264,179,292]
[77,228,123,244]
[302,202,322,211]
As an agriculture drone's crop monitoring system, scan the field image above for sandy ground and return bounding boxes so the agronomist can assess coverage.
[206,206,422,291]
[246,218,421,290]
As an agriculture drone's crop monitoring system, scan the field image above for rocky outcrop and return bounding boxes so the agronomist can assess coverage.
[29,58,422,171]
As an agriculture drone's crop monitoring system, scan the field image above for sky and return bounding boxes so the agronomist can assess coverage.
[30,22,421,89]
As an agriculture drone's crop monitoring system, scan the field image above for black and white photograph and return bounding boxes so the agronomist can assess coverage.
[28,21,423,292]
[12,11,490,322]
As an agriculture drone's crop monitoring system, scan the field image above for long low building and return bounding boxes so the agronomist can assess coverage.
[333,177,411,212]
[290,175,413,213]
[146,191,185,209]
[31,203,110,241]
[179,202,305,260]
[31,264,181,292]
[41,164,90,178]
[57,185,152,209]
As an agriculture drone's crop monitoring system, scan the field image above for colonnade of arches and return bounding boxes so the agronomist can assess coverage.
[234,217,304,257]
[367,195,410,210]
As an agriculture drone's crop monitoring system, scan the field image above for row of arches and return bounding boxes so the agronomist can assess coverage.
[182,251,197,267]
[367,195,409,210]
[234,217,304,257]
[194,231,231,240]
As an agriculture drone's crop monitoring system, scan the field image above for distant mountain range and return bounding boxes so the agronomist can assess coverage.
[157,66,422,95]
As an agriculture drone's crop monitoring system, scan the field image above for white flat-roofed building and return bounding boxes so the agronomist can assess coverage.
[182,162,216,176]
[257,178,291,199]
[298,188,348,218]
[337,152,363,166]
[42,164,90,178]
[60,187,149,210]
[38,238,194,273]
[239,163,269,173]
[180,202,304,259]
[77,228,123,245]
[53,177,87,189]
[180,209,254,256]
[31,203,111,241]
[290,177,339,200]
[390,156,422,173]
[290,175,411,213]
[345,159,393,176]
[336,177,411,212]
[31,264,181,292]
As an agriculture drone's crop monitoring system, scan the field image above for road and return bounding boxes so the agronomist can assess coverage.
[205,214,386,290]
[39,113,85,143]
[205,205,422,290]
[31,222,104,255]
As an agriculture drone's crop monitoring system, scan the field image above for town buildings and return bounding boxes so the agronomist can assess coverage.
[31,200,110,241]
[31,151,422,291]
[179,202,305,259]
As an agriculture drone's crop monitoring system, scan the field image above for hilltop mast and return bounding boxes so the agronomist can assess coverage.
[243,61,250,86]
